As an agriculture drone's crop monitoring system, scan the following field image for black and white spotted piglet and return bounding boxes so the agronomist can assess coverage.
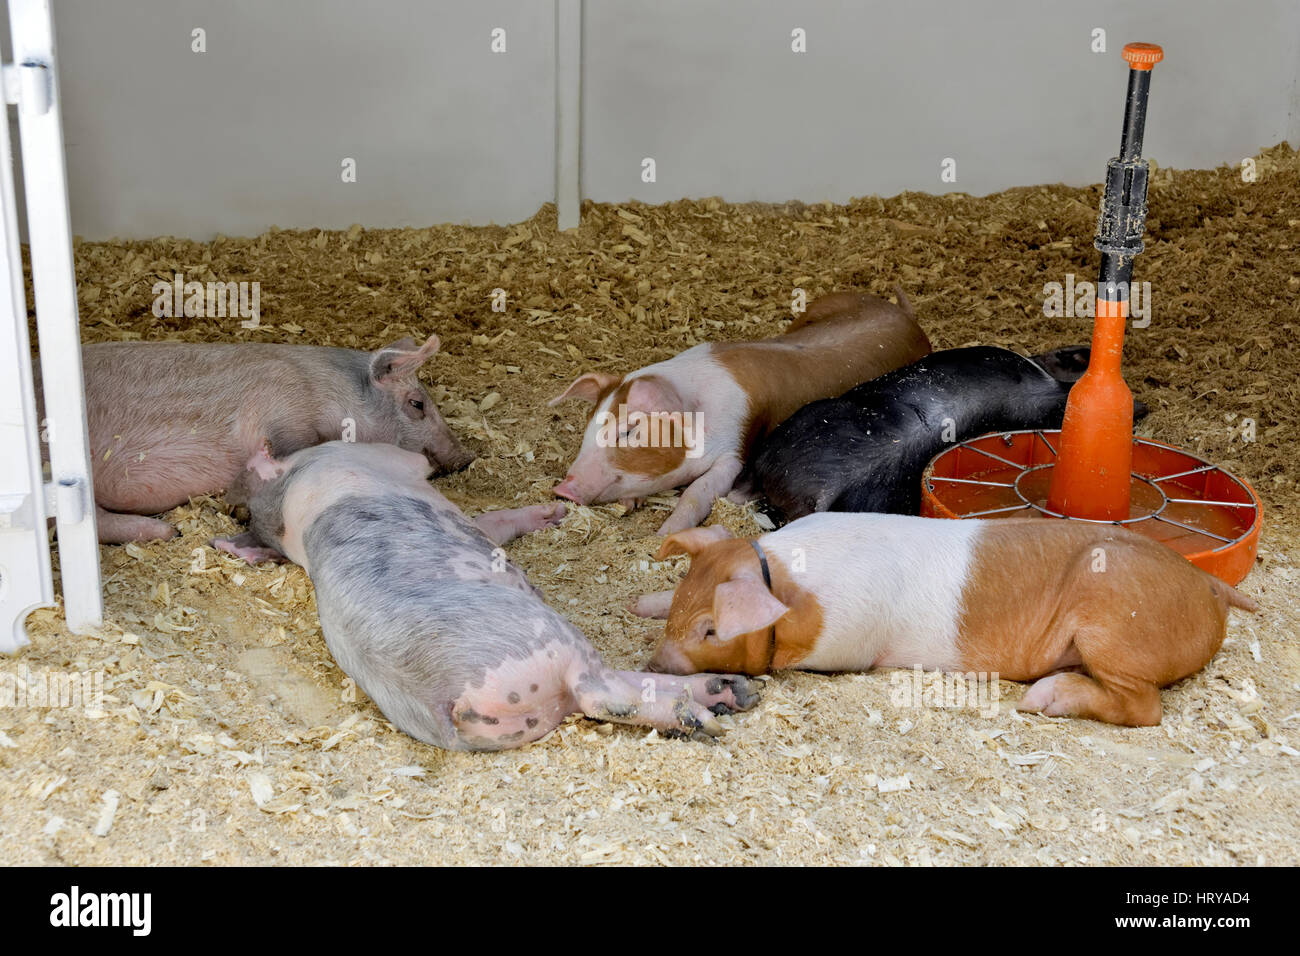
[212,441,759,750]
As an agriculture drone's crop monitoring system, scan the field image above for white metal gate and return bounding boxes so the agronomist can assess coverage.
[0,0,101,652]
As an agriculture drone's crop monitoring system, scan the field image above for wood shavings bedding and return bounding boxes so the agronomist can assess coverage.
[2,145,1296,865]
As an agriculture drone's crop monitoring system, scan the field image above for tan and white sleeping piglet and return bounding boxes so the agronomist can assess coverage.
[634,513,1258,726]
[550,291,930,535]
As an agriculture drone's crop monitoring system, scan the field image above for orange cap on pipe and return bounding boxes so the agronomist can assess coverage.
[1122,43,1164,70]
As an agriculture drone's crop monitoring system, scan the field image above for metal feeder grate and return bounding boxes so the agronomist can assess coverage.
[920,430,1262,585]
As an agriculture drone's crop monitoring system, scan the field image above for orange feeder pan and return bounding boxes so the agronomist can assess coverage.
[920,431,1262,586]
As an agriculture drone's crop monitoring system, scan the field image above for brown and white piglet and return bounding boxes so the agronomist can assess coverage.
[635,513,1257,726]
[60,337,473,543]
[550,291,930,534]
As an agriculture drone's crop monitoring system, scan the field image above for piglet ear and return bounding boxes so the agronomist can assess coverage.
[624,374,681,413]
[712,579,789,643]
[548,371,620,406]
[656,524,733,559]
[210,532,286,565]
[245,439,287,481]
[371,334,441,383]
[1028,345,1090,384]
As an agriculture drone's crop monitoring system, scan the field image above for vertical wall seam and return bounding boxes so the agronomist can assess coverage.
[555,0,581,230]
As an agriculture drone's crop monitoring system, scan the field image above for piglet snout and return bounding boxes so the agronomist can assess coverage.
[553,475,587,504]
[647,640,694,676]
[427,443,476,474]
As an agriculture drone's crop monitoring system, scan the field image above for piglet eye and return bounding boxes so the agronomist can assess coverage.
[409,398,425,412]
[705,627,716,638]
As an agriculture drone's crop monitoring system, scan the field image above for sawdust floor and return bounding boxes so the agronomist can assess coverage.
[3,145,1298,866]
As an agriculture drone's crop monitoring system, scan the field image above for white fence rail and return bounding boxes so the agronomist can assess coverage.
[0,0,101,651]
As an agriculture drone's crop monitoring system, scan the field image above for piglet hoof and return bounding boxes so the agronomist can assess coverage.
[671,692,725,740]
[131,518,179,542]
[704,674,763,714]
[1016,674,1065,716]
[210,533,286,566]
[618,497,644,512]
[97,511,178,544]
[629,589,675,619]
[656,512,701,537]
[474,502,568,546]
[511,502,567,533]
[1018,672,1162,726]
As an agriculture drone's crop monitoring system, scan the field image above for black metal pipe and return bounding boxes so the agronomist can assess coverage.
[1119,68,1151,162]
[1096,60,1155,295]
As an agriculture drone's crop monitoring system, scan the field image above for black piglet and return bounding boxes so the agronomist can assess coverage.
[750,345,1148,521]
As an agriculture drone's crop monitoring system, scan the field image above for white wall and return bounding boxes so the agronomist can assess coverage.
[39,0,557,237]
[8,0,1298,239]
[582,0,1300,204]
